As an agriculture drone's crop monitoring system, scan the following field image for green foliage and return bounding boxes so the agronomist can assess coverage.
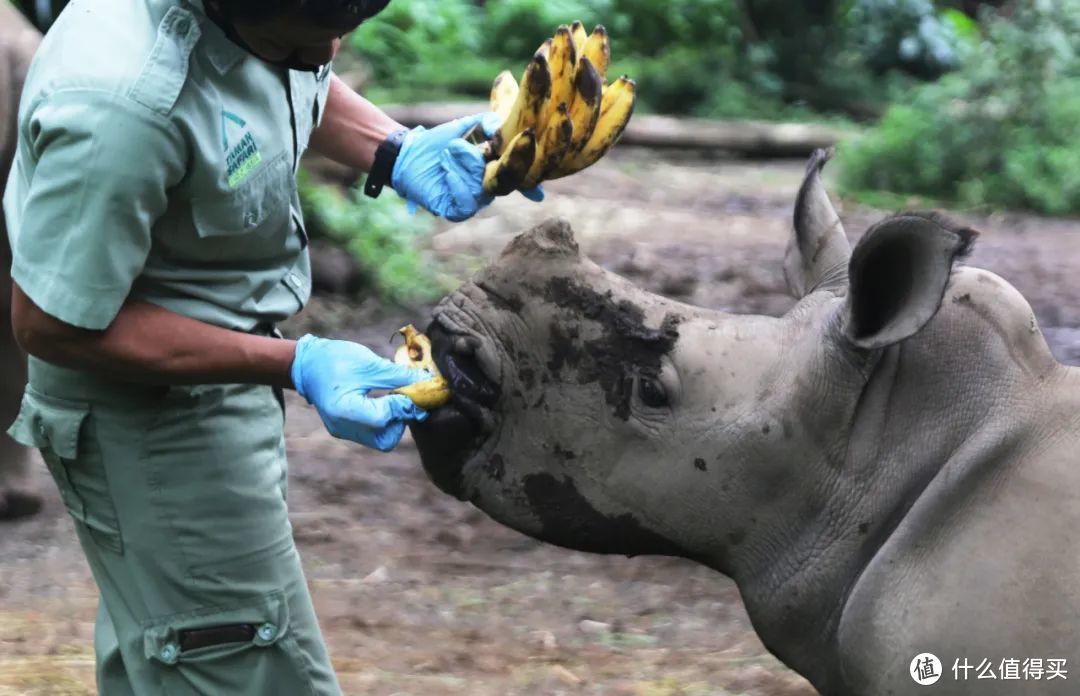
[297,171,445,304]
[840,0,1080,214]
[852,0,965,78]
[479,0,604,59]
[346,0,974,119]
[20,0,971,119]
[349,0,496,94]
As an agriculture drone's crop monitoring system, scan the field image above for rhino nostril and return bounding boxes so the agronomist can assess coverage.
[453,335,482,356]
[425,318,500,407]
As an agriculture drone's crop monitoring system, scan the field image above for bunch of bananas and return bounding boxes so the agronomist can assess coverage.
[481,21,637,196]
[391,325,451,409]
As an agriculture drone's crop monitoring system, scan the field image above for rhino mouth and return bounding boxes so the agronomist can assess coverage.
[410,319,502,499]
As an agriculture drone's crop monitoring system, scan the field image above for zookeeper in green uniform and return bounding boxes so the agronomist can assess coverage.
[3,0,541,693]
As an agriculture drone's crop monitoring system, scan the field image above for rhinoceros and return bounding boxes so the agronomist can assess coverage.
[411,151,1080,695]
[0,4,40,521]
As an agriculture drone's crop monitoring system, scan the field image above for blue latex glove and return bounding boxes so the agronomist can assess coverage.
[391,114,494,222]
[392,114,544,221]
[291,335,430,452]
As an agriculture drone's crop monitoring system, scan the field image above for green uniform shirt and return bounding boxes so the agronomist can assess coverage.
[3,0,331,331]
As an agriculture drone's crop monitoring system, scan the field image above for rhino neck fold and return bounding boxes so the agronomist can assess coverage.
[724,334,1030,695]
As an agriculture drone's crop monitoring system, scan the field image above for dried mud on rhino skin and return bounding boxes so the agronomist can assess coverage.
[541,276,682,420]
[522,472,691,558]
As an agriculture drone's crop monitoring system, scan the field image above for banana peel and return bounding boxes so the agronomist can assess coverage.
[391,325,451,410]
[480,21,634,196]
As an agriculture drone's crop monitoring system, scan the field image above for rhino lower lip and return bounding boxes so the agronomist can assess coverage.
[411,320,502,498]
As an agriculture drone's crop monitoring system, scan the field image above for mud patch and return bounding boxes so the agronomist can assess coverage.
[523,473,688,558]
[543,277,682,420]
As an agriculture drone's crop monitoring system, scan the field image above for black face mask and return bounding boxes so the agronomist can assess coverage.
[204,1,392,73]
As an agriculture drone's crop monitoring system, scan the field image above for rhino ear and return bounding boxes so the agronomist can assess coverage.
[844,213,977,350]
[784,149,851,298]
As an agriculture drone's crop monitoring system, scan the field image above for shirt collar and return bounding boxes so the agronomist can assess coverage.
[182,0,247,74]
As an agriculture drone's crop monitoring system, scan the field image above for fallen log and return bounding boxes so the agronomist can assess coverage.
[380,102,857,158]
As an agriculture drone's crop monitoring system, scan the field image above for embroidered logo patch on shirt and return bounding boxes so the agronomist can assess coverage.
[221,110,262,188]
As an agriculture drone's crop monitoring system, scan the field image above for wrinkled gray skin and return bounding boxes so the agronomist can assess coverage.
[0,4,41,520]
[414,151,1080,695]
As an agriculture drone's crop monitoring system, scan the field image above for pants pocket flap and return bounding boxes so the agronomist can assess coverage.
[6,390,90,459]
[143,591,290,665]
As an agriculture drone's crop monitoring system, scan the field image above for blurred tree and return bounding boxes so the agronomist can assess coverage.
[742,0,847,90]
[841,0,1080,214]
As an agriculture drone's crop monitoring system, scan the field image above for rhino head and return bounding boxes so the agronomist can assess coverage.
[411,151,1077,694]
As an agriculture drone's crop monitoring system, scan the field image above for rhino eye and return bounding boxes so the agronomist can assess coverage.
[638,376,668,409]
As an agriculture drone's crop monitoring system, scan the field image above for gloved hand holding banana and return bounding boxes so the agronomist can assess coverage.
[379,22,638,419]
[476,20,637,197]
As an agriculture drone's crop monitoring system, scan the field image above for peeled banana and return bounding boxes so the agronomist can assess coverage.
[481,20,636,196]
[391,325,451,410]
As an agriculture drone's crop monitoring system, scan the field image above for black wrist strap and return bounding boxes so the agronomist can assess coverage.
[364,128,408,199]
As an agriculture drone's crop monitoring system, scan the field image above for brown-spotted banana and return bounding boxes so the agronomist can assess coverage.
[490,70,519,125]
[582,25,611,82]
[490,53,551,159]
[566,56,603,154]
[570,20,588,58]
[483,128,537,196]
[550,76,636,179]
[541,27,576,133]
[537,37,553,61]
[391,325,451,410]
[522,103,573,189]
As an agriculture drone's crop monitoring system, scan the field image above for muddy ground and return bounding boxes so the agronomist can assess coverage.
[3,150,1080,696]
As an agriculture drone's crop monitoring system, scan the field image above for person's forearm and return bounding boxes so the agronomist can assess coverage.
[309,73,404,172]
[12,284,297,389]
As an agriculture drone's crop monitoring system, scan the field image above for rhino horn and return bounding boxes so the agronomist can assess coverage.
[784,148,850,298]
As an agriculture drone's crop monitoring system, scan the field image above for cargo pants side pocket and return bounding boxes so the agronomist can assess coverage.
[7,388,123,553]
[143,590,318,696]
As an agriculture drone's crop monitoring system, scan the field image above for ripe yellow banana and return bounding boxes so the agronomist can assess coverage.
[566,56,603,154]
[570,20,587,58]
[582,25,611,82]
[523,103,573,189]
[490,70,519,124]
[483,129,537,196]
[479,20,634,191]
[542,26,577,135]
[491,53,551,159]
[537,38,553,61]
[551,76,636,179]
[391,325,451,410]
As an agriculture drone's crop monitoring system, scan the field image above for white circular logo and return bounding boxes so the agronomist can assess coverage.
[911,653,943,685]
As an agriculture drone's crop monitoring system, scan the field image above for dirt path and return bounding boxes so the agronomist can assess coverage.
[3,151,1080,696]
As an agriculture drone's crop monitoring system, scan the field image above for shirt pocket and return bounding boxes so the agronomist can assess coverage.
[191,152,292,240]
[6,389,123,553]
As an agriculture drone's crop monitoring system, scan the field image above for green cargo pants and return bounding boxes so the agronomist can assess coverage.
[7,359,342,696]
